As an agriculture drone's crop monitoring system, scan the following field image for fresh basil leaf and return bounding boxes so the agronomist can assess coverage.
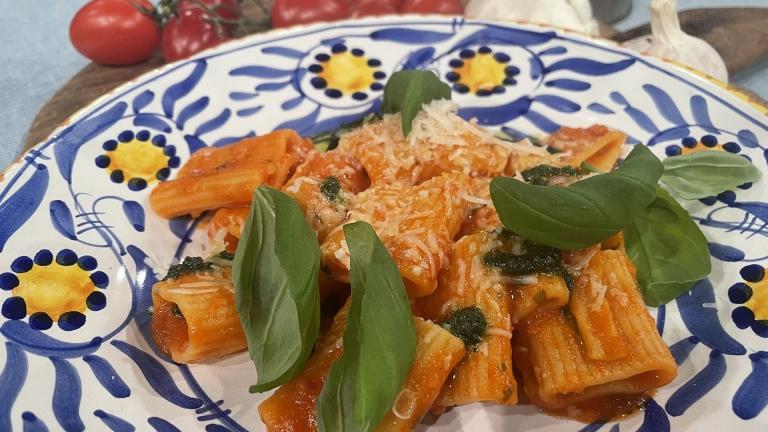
[382,70,451,136]
[316,222,416,432]
[490,145,664,250]
[624,187,711,306]
[661,150,762,199]
[233,186,321,392]
[579,161,604,173]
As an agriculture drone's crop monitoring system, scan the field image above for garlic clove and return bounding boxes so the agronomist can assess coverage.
[623,0,728,82]
[465,0,599,36]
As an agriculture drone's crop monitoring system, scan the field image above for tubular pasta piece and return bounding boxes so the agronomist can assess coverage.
[150,168,266,218]
[207,206,250,250]
[283,178,349,242]
[320,173,471,297]
[258,302,349,432]
[375,318,466,431]
[546,125,626,170]
[513,251,677,417]
[151,269,245,363]
[457,177,500,238]
[569,250,633,361]
[340,105,513,186]
[286,150,370,194]
[177,130,312,180]
[416,232,518,407]
[282,151,369,242]
[150,130,312,218]
[339,115,415,184]
[259,308,464,432]
[509,274,570,325]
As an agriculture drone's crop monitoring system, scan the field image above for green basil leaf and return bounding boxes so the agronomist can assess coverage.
[490,145,664,250]
[624,187,711,306]
[661,150,762,199]
[382,70,451,136]
[233,186,321,392]
[316,222,417,432]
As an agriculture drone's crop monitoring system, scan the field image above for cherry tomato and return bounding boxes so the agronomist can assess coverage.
[178,0,240,34]
[178,0,239,23]
[271,0,350,28]
[349,2,397,18]
[399,0,464,14]
[162,8,230,63]
[69,0,160,65]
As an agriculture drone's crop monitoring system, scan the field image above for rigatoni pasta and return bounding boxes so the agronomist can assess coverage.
[259,306,464,432]
[547,125,626,171]
[375,318,465,431]
[150,130,312,218]
[416,232,517,407]
[282,150,369,241]
[320,172,471,297]
[147,105,680,429]
[339,101,552,185]
[513,250,677,419]
[259,301,349,432]
[207,206,250,252]
[508,274,570,325]
[151,267,246,363]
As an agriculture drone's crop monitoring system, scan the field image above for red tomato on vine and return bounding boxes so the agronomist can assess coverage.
[161,7,231,63]
[69,0,161,65]
[399,0,464,14]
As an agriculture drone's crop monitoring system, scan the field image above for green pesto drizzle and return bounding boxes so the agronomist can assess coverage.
[217,251,235,261]
[441,306,488,349]
[481,240,563,276]
[162,257,212,281]
[320,176,342,203]
[521,164,587,186]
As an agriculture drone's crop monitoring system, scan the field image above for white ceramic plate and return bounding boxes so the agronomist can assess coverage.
[1,16,767,432]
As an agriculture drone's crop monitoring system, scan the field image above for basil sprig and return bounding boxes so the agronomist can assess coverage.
[660,150,762,199]
[382,70,451,136]
[233,186,321,392]
[490,145,663,250]
[624,187,711,306]
[490,143,765,306]
[317,222,416,432]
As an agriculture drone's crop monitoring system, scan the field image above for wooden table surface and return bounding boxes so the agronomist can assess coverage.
[22,7,768,152]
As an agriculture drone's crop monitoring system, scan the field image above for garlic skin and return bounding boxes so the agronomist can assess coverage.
[465,0,599,36]
[624,0,728,82]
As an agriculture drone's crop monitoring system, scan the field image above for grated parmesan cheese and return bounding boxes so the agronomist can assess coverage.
[486,327,513,339]
[455,260,467,297]
[478,342,489,356]
[407,100,538,154]
[588,273,608,311]
[461,193,492,207]
[509,275,539,285]
[391,389,416,420]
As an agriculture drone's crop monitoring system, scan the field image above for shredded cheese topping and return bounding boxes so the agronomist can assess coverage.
[391,389,417,420]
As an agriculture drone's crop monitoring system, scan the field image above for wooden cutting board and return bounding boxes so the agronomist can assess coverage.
[23,7,768,152]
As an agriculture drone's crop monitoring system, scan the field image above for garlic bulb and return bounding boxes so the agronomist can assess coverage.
[464,0,599,36]
[624,0,728,82]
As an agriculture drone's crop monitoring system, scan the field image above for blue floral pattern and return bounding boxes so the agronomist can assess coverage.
[0,17,766,431]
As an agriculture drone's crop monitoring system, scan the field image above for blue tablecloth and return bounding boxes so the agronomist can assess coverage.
[1,0,766,171]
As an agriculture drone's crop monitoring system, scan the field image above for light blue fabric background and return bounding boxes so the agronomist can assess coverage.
[1,0,766,170]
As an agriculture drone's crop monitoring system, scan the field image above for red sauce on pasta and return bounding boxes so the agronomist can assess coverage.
[545,392,653,423]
